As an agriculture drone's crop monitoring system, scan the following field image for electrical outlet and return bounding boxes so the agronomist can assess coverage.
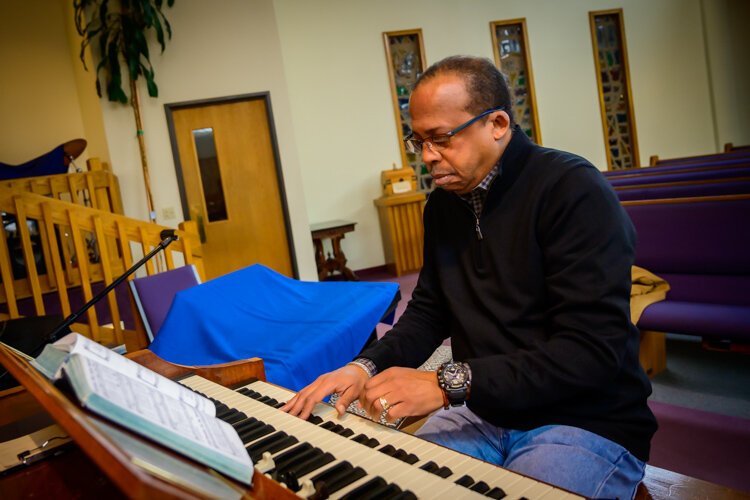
[161,206,177,220]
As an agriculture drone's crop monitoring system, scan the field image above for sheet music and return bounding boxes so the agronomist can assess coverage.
[33,333,215,416]
[71,354,250,469]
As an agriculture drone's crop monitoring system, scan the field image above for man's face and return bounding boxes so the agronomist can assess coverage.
[409,74,510,194]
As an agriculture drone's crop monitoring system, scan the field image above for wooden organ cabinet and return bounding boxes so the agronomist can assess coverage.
[374,192,426,276]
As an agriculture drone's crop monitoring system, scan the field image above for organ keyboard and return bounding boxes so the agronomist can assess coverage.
[181,375,583,500]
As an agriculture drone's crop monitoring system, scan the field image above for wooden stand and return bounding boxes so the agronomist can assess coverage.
[374,192,426,276]
[639,330,667,377]
[310,220,358,281]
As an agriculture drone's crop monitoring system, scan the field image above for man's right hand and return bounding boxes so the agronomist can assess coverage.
[280,364,369,421]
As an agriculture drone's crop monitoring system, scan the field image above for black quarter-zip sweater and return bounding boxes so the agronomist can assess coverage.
[361,129,657,462]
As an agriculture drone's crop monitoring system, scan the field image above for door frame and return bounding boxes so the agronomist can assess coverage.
[164,92,298,278]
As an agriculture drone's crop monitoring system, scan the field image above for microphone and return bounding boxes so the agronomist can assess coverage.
[46,229,180,344]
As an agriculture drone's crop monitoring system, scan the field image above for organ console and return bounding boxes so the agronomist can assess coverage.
[0,343,580,499]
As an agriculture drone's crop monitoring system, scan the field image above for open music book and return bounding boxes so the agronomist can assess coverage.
[30,333,253,485]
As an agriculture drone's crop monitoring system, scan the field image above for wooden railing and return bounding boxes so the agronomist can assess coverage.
[0,158,124,215]
[0,188,203,352]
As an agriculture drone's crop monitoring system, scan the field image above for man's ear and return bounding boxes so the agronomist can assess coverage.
[491,111,511,141]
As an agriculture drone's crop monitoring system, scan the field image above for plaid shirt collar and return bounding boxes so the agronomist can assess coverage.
[459,161,501,216]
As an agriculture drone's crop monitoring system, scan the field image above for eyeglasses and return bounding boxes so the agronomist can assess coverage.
[403,107,505,154]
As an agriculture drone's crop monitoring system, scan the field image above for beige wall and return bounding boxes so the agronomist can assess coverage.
[0,0,88,164]
[1,0,748,275]
[273,0,721,270]
[82,0,317,280]
[702,0,750,150]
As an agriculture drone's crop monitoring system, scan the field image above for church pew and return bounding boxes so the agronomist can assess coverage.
[609,166,750,187]
[647,148,750,167]
[622,195,750,345]
[615,178,750,201]
[604,156,750,178]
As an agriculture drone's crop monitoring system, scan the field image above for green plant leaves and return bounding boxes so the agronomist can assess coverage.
[73,0,174,103]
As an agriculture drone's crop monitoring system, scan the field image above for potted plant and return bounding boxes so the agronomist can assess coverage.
[74,0,175,222]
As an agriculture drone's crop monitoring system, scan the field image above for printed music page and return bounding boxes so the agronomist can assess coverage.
[32,332,215,416]
[63,352,252,485]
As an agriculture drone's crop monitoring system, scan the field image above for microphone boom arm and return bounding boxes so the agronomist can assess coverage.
[47,230,179,342]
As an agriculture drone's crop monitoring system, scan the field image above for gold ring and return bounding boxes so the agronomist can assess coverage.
[379,397,391,411]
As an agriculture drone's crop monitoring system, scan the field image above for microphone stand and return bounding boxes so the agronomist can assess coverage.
[0,229,179,384]
[46,229,180,344]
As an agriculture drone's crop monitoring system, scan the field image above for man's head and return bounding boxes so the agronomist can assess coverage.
[407,55,514,194]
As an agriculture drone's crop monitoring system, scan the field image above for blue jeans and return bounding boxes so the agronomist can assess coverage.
[415,407,645,499]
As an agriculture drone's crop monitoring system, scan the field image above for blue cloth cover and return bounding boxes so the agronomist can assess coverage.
[149,264,399,391]
[0,145,67,180]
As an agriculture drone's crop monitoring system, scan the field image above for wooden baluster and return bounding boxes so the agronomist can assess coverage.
[94,216,123,346]
[68,209,99,341]
[41,202,71,317]
[13,197,45,315]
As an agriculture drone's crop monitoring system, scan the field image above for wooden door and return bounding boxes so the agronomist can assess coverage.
[167,95,295,280]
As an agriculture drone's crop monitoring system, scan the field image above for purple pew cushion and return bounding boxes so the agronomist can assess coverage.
[638,301,750,340]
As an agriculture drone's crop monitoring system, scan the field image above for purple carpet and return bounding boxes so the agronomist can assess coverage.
[648,400,750,492]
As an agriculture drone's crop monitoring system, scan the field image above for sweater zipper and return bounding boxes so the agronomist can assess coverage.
[474,215,483,240]
[462,202,483,240]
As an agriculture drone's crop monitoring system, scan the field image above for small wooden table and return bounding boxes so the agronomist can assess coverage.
[310,220,358,281]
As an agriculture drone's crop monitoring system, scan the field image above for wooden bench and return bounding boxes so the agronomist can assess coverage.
[637,465,746,499]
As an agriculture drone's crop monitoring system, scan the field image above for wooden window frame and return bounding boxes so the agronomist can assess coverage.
[490,18,542,144]
[589,8,640,170]
[382,29,429,191]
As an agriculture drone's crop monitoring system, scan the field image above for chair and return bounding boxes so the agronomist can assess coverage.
[129,265,202,342]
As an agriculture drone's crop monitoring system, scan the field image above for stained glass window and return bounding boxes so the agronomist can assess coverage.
[490,19,541,144]
[383,30,432,192]
[590,10,640,170]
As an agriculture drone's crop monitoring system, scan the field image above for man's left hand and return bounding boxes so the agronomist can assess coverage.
[360,367,444,423]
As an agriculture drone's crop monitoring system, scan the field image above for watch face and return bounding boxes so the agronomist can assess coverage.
[443,363,468,389]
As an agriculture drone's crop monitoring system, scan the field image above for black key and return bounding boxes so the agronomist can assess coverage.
[233,416,259,432]
[391,448,419,464]
[455,474,475,487]
[247,432,298,462]
[257,395,273,405]
[221,409,247,425]
[371,484,408,500]
[471,481,490,494]
[485,486,507,499]
[310,461,367,494]
[237,419,266,436]
[436,466,452,478]
[277,469,300,491]
[338,427,355,438]
[419,460,439,473]
[214,404,232,419]
[352,434,381,448]
[340,477,386,499]
[320,421,337,431]
[307,415,323,425]
[239,423,275,443]
[288,451,335,479]
[379,444,397,456]
[394,491,418,500]
[274,443,315,472]
[273,401,286,409]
